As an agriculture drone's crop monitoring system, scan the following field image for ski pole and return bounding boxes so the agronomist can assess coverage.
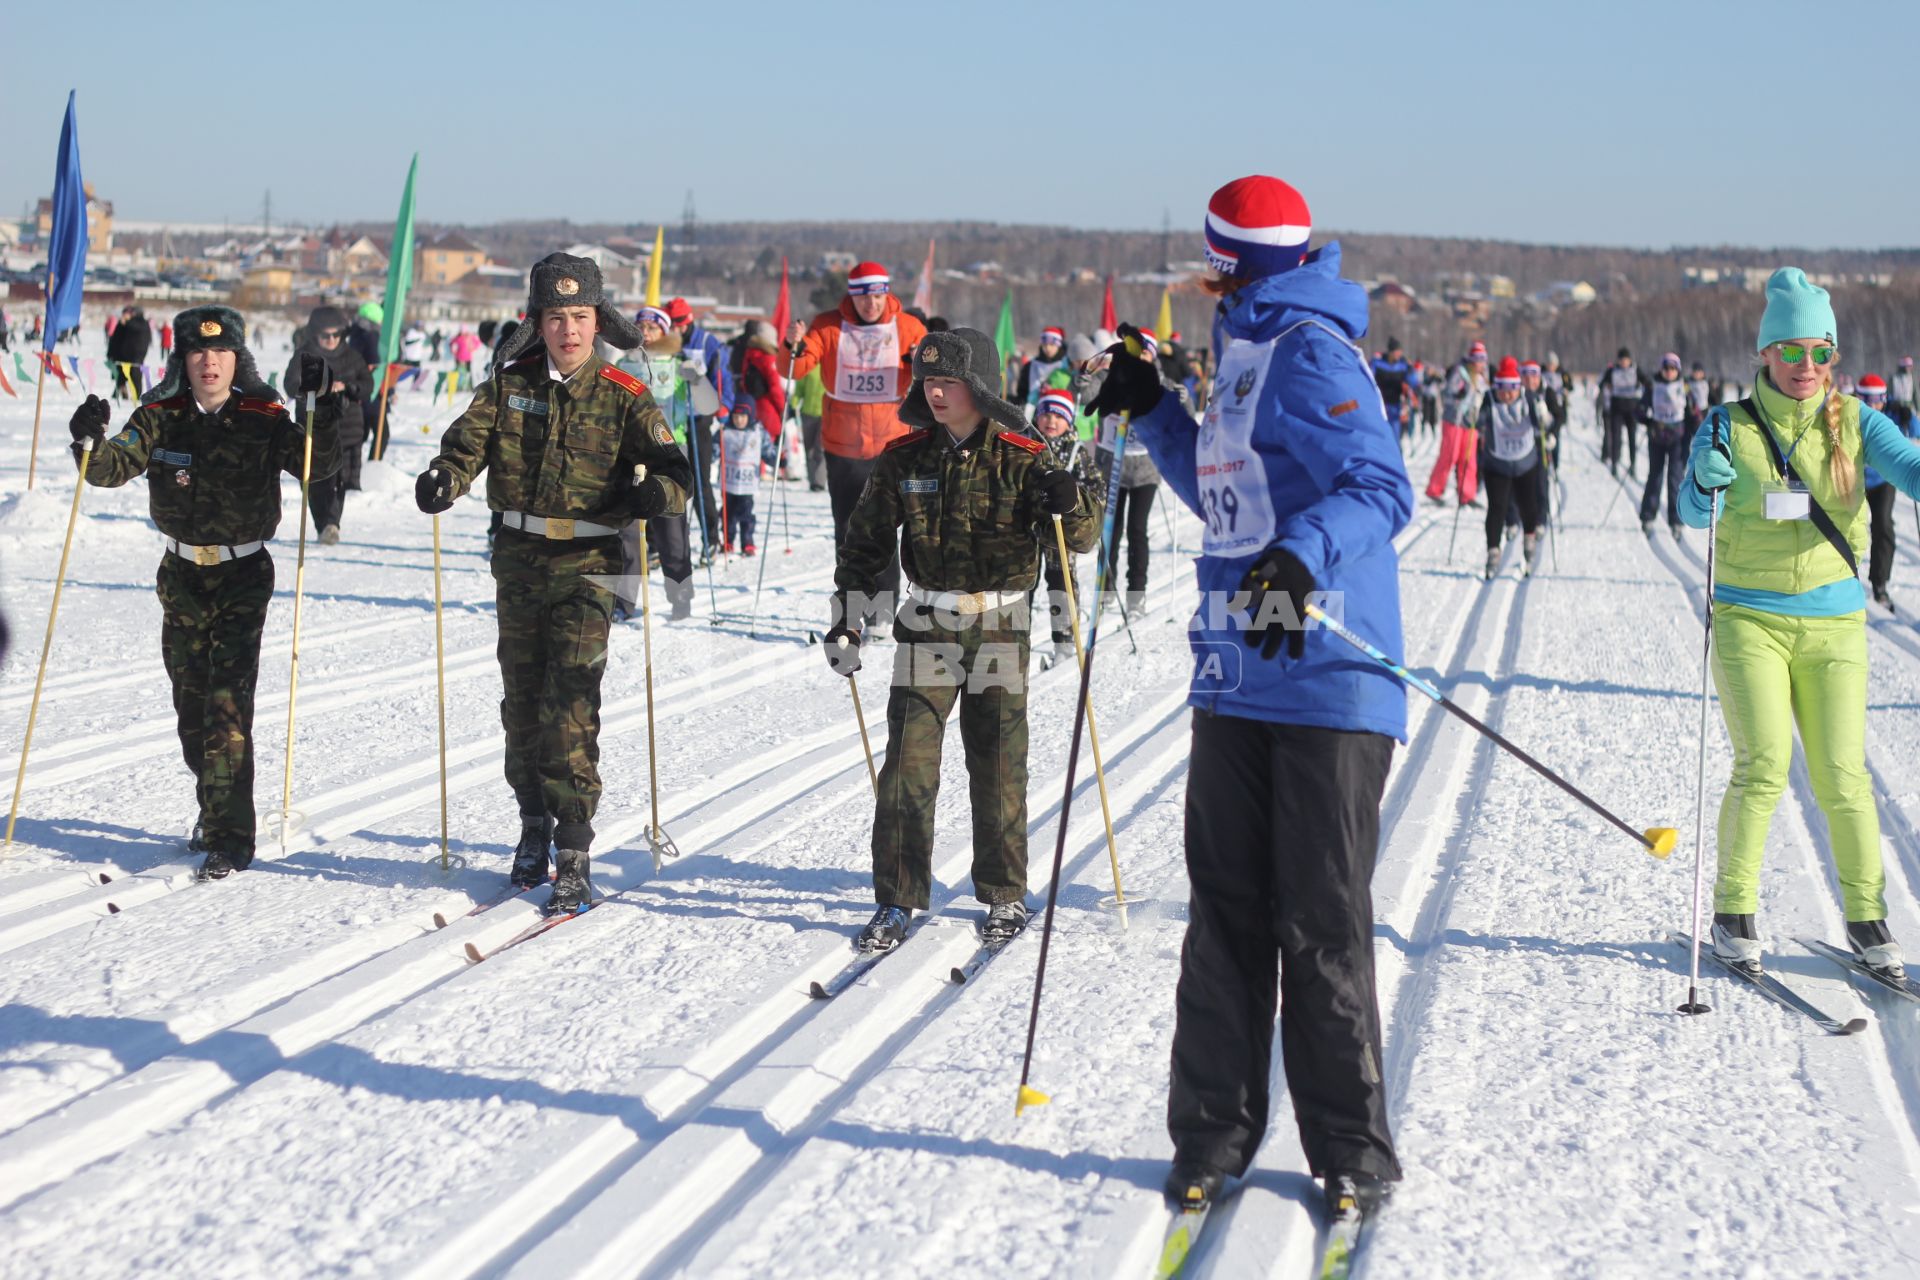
[838,638,878,798]
[277,392,317,855]
[1303,602,1678,859]
[431,506,451,872]
[1680,486,1720,1016]
[1090,417,1138,654]
[633,466,679,874]
[1016,487,1128,1117]
[1447,495,1465,564]
[4,439,90,850]
[1053,514,1126,921]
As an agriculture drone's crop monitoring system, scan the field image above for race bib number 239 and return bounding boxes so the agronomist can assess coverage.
[1197,336,1280,558]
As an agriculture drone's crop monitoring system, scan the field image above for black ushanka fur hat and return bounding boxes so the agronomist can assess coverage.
[492,252,642,368]
[898,327,1027,434]
[141,304,275,404]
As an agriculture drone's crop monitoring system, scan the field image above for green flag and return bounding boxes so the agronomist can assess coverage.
[993,288,1016,395]
[375,153,419,390]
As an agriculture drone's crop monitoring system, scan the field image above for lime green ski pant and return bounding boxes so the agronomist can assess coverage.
[1710,602,1883,921]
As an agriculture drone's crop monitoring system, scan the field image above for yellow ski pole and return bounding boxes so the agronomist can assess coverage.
[839,638,879,798]
[633,466,680,874]
[277,393,315,855]
[5,438,91,850]
[1052,514,1125,925]
[431,508,450,872]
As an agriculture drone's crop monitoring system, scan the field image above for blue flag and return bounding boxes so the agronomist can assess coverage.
[43,91,87,353]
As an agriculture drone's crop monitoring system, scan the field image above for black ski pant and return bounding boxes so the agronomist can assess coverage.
[1868,482,1898,594]
[1639,427,1689,527]
[308,471,346,533]
[689,417,719,551]
[617,515,694,613]
[1104,482,1156,604]
[801,413,827,489]
[1169,710,1401,1183]
[1603,402,1639,472]
[828,452,900,622]
[1483,466,1540,549]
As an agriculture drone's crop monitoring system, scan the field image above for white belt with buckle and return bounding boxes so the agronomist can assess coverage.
[164,538,265,567]
[908,585,1023,615]
[500,512,620,540]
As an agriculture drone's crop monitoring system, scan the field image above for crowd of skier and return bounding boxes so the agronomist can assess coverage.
[26,169,1920,1266]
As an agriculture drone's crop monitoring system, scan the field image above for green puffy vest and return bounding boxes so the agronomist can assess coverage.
[1714,384,1866,595]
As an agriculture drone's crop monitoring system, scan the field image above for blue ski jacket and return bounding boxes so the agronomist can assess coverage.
[1131,242,1414,740]
[681,323,731,411]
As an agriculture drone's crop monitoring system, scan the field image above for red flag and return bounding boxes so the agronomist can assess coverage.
[1099,274,1117,333]
[773,256,791,338]
[0,362,15,398]
[912,237,935,313]
[40,351,72,391]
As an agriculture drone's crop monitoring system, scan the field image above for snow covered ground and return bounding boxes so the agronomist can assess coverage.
[2,332,1920,1278]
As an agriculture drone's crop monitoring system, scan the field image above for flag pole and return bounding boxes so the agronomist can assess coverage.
[25,270,55,491]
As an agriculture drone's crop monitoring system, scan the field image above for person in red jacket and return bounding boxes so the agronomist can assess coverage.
[779,262,928,622]
[738,320,789,469]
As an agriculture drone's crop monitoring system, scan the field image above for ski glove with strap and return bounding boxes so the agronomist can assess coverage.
[823,623,861,677]
[626,474,672,520]
[292,352,327,397]
[415,468,455,514]
[1084,324,1165,421]
[1037,468,1080,516]
[69,394,109,445]
[1692,438,1735,495]
[1239,545,1315,661]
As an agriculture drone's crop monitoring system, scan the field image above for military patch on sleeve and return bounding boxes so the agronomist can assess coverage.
[652,420,675,447]
[112,428,139,448]
[506,394,549,416]
[901,478,938,494]
[1329,399,1360,417]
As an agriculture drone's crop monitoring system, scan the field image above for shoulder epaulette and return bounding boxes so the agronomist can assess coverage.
[883,429,931,453]
[236,397,288,417]
[998,430,1045,455]
[145,394,189,412]
[599,365,648,397]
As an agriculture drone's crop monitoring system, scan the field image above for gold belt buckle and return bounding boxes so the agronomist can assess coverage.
[958,591,986,615]
[545,518,575,541]
[193,545,221,567]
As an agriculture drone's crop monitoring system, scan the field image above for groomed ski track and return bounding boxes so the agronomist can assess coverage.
[3,366,1920,1277]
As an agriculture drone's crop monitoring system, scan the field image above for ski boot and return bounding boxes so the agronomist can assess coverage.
[1711,912,1763,975]
[1050,639,1077,671]
[546,849,592,915]
[856,904,911,953]
[1669,522,1684,539]
[669,598,693,622]
[194,848,250,881]
[1164,1160,1227,1211]
[509,815,552,889]
[1847,919,1906,980]
[1323,1171,1394,1216]
[319,523,341,546]
[1873,585,1897,613]
[1641,519,1656,534]
[982,899,1031,944]
[1483,548,1500,581]
[187,821,208,854]
[1522,531,1541,577]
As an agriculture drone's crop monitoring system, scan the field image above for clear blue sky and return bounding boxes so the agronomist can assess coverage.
[7,0,1916,251]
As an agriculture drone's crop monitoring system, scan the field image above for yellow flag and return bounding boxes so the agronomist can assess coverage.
[447,369,460,404]
[1155,288,1173,341]
[645,225,665,307]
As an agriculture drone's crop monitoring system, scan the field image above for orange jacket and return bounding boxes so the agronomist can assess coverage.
[777,294,927,460]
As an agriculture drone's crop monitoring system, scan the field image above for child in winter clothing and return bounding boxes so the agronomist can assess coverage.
[1033,387,1103,667]
[1640,353,1691,533]
[1474,357,1544,577]
[719,399,761,554]
[1856,374,1915,610]
[1680,268,1920,981]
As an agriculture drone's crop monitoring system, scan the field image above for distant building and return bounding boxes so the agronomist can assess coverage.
[236,263,294,307]
[1370,281,1419,314]
[1538,280,1598,306]
[556,243,644,298]
[35,182,114,254]
[417,231,487,286]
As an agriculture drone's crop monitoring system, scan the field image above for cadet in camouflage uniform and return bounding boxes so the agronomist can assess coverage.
[416,253,690,914]
[824,327,1100,952]
[68,305,337,879]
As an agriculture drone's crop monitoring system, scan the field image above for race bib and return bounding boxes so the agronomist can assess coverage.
[1197,336,1281,557]
[835,323,900,403]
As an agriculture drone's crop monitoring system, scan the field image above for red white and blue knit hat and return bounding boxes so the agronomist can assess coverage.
[1137,328,1160,358]
[1520,359,1542,375]
[1859,374,1889,401]
[1661,352,1682,368]
[1036,387,1076,424]
[1041,325,1065,345]
[1468,341,1488,363]
[1494,356,1522,387]
[1204,175,1311,279]
[846,262,890,296]
[636,305,671,332]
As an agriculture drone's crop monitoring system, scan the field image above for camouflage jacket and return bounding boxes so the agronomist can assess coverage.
[836,424,1101,609]
[429,352,690,521]
[84,392,341,546]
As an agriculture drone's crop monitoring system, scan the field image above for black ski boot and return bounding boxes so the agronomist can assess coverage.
[982,899,1031,944]
[509,815,552,889]
[194,848,249,881]
[547,849,592,915]
[1164,1160,1227,1211]
[1711,911,1763,975]
[1847,919,1906,980]
[1323,1171,1394,1217]
[856,904,911,953]
[187,821,208,854]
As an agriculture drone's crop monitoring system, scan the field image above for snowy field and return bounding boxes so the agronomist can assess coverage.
[2,330,1920,1278]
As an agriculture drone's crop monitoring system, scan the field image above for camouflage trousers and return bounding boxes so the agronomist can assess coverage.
[871,600,1031,910]
[156,550,274,859]
[491,529,618,847]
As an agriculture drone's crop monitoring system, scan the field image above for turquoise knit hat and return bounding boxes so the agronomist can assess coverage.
[1756,267,1837,352]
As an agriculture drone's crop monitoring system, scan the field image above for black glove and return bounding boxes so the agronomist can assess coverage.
[293,352,327,397]
[1085,324,1165,420]
[627,475,671,520]
[1239,545,1315,661]
[1036,468,1080,517]
[823,622,862,677]
[415,468,455,514]
[69,395,109,445]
